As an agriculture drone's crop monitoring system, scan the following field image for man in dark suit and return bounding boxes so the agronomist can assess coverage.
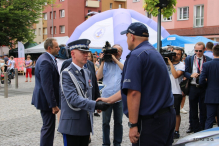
[199,44,219,129]
[184,42,212,133]
[32,38,60,146]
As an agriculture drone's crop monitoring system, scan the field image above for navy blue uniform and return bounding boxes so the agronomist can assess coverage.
[121,41,176,146]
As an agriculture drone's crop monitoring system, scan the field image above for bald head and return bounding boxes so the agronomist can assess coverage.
[126,33,148,51]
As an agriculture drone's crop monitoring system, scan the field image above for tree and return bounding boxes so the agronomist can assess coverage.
[0,0,55,48]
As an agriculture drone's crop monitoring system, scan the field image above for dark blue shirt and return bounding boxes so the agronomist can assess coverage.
[121,41,174,117]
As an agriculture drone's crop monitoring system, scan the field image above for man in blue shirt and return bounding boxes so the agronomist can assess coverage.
[204,42,214,59]
[96,44,124,146]
[98,22,175,146]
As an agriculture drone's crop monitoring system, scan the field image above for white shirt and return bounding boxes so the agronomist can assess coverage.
[168,62,185,94]
[9,60,15,69]
[57,58,67,75]
[191,56,203,85]
[72,62,83,75]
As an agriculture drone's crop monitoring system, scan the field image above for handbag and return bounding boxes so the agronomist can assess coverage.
[180,57,192,95]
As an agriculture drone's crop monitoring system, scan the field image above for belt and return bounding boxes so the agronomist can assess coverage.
[139,105,173,120]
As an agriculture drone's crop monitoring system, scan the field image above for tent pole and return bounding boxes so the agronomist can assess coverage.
[157,8,161,53]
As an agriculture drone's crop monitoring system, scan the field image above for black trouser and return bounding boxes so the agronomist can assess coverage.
[189,85,207,132]
[40,110,56,146]
[4,66,7,72]
[63,134,89,146]
[133,106,176,146]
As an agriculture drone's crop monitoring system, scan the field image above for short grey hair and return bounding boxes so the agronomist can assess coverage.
[44,38,57,50]
[112,44,123,52]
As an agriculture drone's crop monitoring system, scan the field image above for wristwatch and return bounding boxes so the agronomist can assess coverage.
[128,122,138,128]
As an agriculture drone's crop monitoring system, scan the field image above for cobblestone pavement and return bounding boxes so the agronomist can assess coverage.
[0,75,193,146]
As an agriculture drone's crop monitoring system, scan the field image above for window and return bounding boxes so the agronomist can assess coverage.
[50,11,56,19]
[50,12,52,19]
[38,28,41,36]
[43,28,47,35]
[54,26,56,34]
[145,12,152,19]
[54,11,56,19]
[194,5,204,27]
[178,7,189,20]
[119,4,122,8]
[34,29,37,35]
[50,27,53,34]
[60,10,65,18]
[162,15,172,21]
[110,3,113,9]
[60,25,65,33]
[43,13,47,20]
[133,0,140,2]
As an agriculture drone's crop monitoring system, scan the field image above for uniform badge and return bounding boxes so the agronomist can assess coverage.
[75,70,79,74]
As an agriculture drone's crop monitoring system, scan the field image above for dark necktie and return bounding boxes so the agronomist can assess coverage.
[80,69,85,80]
[197,58,201,73]
[54,59,58,68]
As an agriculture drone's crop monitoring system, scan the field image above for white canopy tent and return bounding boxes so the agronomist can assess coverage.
[25,36,69,54]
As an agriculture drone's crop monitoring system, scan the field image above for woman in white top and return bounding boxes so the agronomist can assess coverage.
[9,56,16,77]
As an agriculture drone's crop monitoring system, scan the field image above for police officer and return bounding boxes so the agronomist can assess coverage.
[58,39,110,145]
[98,22,176,146]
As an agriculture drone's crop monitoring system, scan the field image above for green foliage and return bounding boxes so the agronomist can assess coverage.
[144,0,177,18]
[0,0,54,47]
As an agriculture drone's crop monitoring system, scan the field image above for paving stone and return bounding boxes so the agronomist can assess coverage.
[0,75,196,146]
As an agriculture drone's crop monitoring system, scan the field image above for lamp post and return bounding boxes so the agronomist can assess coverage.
[157,8,161,53]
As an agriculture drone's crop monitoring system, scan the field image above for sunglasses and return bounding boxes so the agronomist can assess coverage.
[195,50,203,52]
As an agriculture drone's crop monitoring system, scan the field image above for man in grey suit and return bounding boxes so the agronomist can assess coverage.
[58,39,110,146]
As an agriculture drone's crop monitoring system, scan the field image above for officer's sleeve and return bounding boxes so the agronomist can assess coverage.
[122,55,142,95]
[61,71,96,112]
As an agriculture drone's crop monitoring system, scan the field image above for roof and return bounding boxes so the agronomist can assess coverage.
[24,36,69,54]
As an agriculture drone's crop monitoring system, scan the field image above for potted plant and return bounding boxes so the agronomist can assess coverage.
[144,0,177,18]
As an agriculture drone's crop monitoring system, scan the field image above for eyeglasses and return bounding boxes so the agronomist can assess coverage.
[195,50,203,52]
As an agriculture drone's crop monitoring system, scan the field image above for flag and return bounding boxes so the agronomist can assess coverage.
[18,42,25,58]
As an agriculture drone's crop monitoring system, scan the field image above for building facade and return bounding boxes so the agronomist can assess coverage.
[102,0,127,12]
[127,0,219,41]
[33,18,44,44]
[33,0,101,43]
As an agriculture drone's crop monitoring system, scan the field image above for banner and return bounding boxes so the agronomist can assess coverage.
[14,58,25,71]
[18,42,25,58]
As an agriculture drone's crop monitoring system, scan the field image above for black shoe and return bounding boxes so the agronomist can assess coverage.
[174,131,180,139]
[186,127,193,133]
[94,113,100,117]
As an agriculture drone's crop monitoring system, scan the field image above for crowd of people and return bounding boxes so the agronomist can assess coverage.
[30,22,219,146]
[0,55,16,79]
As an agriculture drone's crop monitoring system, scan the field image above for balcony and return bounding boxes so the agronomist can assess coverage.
[86,0,99,8]
[114,0,126,1]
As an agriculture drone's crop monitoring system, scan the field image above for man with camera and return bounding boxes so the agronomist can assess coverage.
[184,42,212,133]
[166,47,185,139]
[96,44,124,146]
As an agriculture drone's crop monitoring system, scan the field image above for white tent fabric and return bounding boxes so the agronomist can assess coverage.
[25,36,69,54]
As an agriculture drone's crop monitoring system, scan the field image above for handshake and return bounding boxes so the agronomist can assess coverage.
[95,100,110,111]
